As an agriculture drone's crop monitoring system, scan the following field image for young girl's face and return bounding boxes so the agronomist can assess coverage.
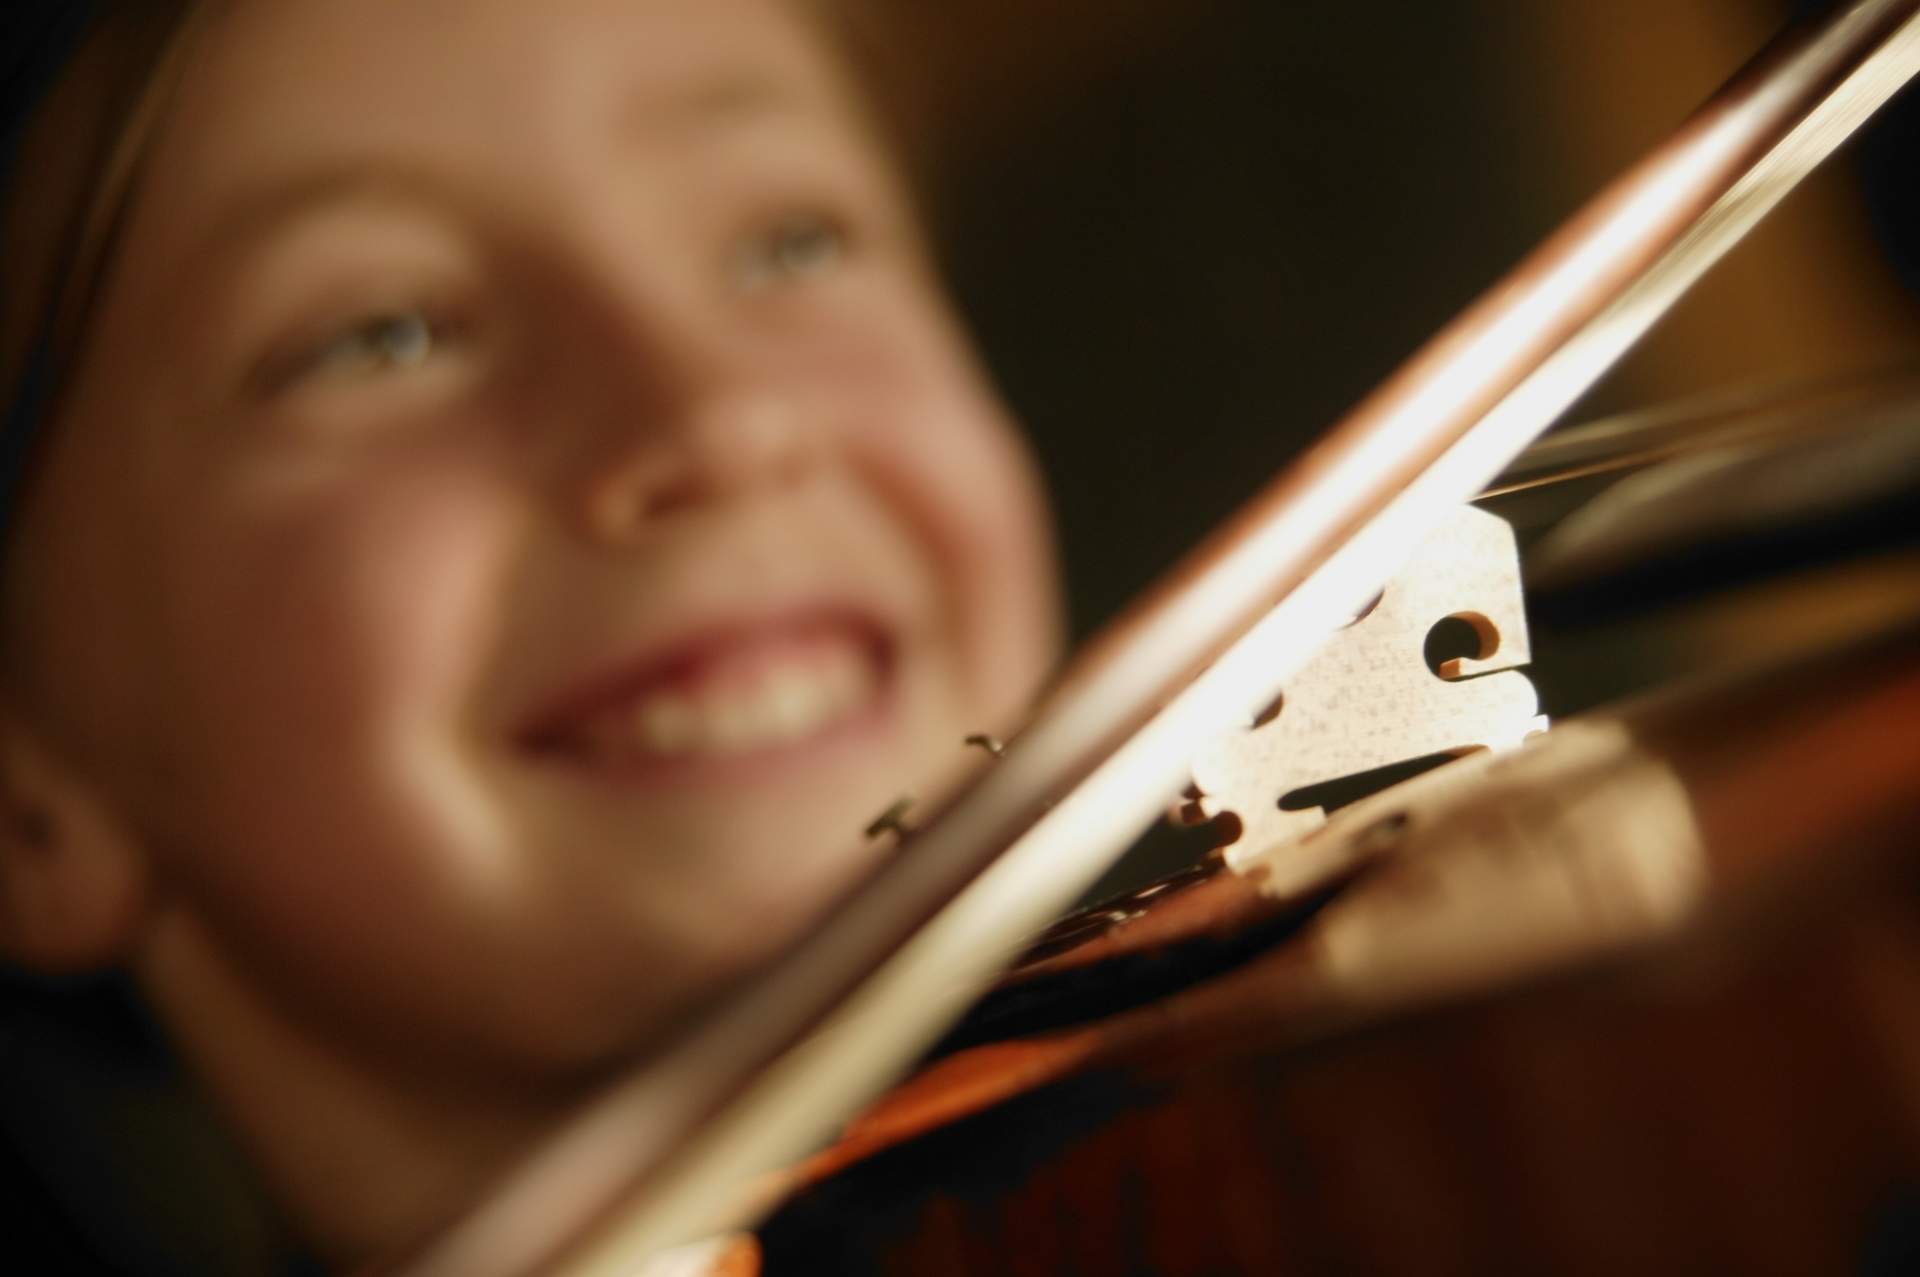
[6,0,1059,1082]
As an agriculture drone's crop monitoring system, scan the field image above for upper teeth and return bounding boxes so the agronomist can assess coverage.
[582,643,877,759]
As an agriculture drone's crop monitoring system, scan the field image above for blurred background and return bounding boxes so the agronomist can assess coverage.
[829,0,1920,646]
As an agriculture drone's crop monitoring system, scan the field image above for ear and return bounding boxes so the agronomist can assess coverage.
[0,710,151,973]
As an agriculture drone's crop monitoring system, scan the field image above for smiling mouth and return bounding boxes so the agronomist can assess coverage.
[523,618,889,766]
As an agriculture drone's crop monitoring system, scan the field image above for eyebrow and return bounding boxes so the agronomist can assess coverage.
[159,165,455,301]
[625,66,820,143]
[656,72,795,126]
[202,167,443,255]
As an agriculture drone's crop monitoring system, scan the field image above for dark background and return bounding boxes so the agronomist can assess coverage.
[838,0,1920,642]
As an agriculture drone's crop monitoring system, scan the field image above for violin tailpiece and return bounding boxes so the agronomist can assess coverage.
[1183,503,1547,884]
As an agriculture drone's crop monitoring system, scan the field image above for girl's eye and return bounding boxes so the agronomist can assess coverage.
[732,212,850,292]
[292,309,447,386]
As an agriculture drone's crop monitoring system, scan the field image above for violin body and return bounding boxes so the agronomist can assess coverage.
[761,868,1920,1274]
[757,612,1920,1275]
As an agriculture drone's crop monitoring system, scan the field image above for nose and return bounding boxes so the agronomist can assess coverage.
[579,379,816,544]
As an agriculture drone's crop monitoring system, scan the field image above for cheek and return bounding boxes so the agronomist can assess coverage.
[150,446,526,903]
[843,365,1062,723]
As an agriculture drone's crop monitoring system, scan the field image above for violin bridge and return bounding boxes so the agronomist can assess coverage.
[1182,503,1547,878]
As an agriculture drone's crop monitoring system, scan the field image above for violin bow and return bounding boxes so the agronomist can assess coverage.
[396,2,1920,1273]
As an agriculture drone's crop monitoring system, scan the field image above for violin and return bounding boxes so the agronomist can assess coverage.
[391,3,1920,1273]
[756,615,1920,1275]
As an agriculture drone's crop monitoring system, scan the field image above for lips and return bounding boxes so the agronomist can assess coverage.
[518,612,891,767]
